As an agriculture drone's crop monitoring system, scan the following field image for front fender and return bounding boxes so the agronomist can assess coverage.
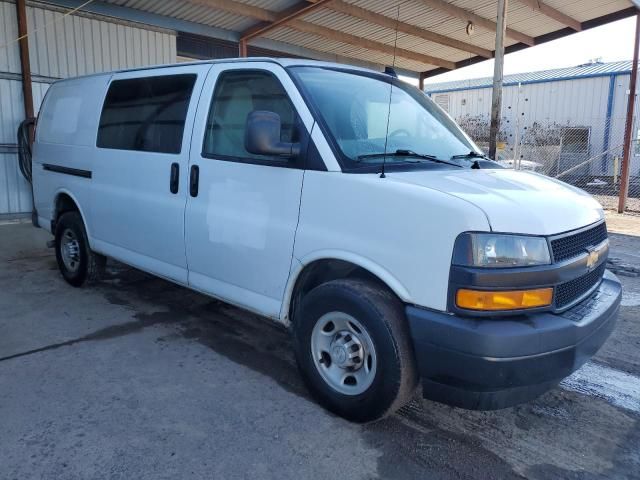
[280,250,413,323]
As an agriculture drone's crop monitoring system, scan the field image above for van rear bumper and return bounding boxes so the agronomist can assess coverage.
[405,270,621,410]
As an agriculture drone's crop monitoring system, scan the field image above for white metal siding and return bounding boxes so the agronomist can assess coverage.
[26,9,176,78]
[432,74,639,176]
[442,76,611,125]
[610,74,640,176]
[0,76,28,216]
[0,2,21,73]
[0,0,176,215]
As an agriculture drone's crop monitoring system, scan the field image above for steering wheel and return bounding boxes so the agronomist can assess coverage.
[389,128,411,137]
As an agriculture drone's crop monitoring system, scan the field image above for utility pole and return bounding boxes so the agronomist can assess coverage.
[618,11,640,213]
[489,0,508,159]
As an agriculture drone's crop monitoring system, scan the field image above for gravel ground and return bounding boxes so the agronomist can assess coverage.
[0,219,639,480]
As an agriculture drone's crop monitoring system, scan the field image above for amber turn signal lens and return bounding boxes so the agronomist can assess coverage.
[456,288,553,311]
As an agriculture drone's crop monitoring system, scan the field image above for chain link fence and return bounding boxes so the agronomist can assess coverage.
[460,114,640,213]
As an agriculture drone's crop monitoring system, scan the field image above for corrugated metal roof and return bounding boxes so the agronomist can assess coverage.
[424,60,634,93]
[103,0,256,31]
[40,0,638,75]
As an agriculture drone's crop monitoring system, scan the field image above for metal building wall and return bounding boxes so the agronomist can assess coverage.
[608,74,640,176]
[0,0,176,216]
[436,77,611,136]
[429,74,632,174]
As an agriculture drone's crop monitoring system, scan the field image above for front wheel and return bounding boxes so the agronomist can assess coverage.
[293,279,418,422]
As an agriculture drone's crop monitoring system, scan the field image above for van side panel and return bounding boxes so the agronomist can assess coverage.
[32,75,112,233]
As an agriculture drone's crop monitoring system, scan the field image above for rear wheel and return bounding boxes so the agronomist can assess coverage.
[55,211,105,287]
[293,278,418,422]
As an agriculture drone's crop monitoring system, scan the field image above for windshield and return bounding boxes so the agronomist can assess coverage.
[289,66,482,170]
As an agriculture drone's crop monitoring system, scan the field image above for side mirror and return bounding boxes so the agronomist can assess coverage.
[245,110,301,158]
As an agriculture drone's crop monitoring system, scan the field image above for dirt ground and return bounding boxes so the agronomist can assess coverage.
[1,219,639,480]
[605,211,640,236]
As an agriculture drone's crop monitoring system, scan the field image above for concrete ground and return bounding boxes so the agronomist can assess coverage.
[1,217,639,480]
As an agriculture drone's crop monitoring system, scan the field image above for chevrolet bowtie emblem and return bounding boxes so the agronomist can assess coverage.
[585,242,606,269]
[586,249,599,269]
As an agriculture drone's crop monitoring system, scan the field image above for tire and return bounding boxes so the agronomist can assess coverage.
[54,211,105,287]
[292,278,418,422]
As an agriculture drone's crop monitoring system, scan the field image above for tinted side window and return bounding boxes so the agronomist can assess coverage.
[203,70,296,162]
[97,74,197,154]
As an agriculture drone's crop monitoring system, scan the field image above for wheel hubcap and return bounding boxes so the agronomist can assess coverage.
[311,312,377,395]
[60,229,80,272]
[330,331,364,369]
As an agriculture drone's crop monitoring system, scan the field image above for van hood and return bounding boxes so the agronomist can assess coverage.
[388,168,604,235]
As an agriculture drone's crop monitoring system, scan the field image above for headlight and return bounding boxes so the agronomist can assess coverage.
[454,233,551,268]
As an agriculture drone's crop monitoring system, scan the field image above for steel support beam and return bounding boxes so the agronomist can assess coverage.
[315,0,492,58]
[618,11,640,213]
[489,0,507,159]
[415,0,534,46]
[188,0,456,69]
[240,0,332,43]
[516,0,581,31]
[287,19,455,69]
[420,7,638,80]
[16,0,35,142]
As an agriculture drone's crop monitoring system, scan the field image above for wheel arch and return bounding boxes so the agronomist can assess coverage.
[281,251,412,325]
[52,189,91,240]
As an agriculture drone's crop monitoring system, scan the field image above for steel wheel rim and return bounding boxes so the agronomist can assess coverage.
[310,311,377,396]
[60,228,80,273]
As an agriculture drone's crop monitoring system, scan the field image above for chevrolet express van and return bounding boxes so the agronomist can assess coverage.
[32,59,621,422]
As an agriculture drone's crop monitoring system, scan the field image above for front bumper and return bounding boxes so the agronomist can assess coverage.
[406,270,622,410]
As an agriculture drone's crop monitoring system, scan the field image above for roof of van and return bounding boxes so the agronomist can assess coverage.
[52,57,380,83]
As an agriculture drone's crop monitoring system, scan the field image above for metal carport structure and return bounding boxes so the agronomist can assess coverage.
[3,0,639,215]
[39,0,637,83]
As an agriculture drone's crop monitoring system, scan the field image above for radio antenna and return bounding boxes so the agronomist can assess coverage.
[380,4,400,179]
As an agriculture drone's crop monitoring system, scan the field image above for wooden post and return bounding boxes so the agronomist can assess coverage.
[618,11,640,214]
[238,39,248,57]
[16,0,34,142]
[419,72,426,92]
[488,0,508,159]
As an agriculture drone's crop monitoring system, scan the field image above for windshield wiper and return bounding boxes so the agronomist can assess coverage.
[357,149,463,168]
[450,151,493,169]
[451,151,490,160]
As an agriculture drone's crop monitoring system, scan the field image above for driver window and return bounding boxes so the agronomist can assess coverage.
[203,70,296,162]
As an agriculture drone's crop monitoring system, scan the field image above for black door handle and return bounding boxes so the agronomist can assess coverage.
[169,162,179,194]
[189,165,199,197]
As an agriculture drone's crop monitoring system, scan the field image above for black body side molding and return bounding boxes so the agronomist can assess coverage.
[43,164,92,179]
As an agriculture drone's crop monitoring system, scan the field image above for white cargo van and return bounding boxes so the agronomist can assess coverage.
[32,59,621,422]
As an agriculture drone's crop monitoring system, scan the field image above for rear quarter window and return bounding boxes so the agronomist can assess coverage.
[97,74,197,154]
[37,76,110,146]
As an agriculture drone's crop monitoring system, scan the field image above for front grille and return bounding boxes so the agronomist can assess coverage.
[555,263,606,309]
[551,222,608,263]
